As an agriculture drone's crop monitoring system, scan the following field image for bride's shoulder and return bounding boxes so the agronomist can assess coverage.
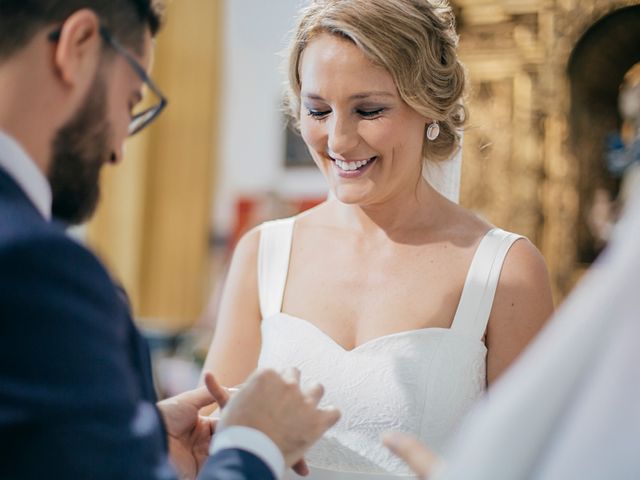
[443,203,494,243]
[229,225,262,269]
[449,205,545,270]
[248,202,334,249]
[252,200,333,231]
[291,201,335,228]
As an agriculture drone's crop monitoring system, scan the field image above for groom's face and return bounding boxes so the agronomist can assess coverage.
[48,32,153,225]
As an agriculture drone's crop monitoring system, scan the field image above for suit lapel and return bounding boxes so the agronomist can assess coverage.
[0,167,45,221]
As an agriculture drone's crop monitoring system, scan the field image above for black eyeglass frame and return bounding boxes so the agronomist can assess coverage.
[48,25,167,136]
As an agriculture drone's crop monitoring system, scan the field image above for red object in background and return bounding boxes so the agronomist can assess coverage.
[229,195,324,252]
[294,198,324,213]
[231,197,256,249]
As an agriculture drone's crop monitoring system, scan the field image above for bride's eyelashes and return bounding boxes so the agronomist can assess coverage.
[304,106,388,121]
[357,107,386,119]
[306,108,331,119]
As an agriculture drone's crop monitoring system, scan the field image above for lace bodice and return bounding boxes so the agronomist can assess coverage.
[256,217,522,478]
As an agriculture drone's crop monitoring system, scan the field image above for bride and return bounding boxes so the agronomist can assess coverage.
[203,0,554,477]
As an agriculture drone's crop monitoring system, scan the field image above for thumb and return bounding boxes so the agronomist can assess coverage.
[204,372,231,408]
[382,432,439,478]
[184,385,217,410]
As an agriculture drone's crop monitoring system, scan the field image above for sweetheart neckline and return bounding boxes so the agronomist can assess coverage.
[262,312,485,353]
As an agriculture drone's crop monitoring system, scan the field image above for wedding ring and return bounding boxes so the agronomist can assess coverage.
[224,383,245,395]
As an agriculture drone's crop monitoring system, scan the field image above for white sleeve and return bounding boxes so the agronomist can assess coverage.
[210,426,285,479]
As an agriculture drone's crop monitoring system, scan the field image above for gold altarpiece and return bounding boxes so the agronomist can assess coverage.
[455,0,640,301]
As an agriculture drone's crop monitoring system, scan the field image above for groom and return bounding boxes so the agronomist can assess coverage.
[0,1,338,479]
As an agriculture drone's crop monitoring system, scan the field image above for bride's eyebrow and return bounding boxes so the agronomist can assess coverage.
[301,91,396,100]
[301,92,326,101]
[349,91,395,100]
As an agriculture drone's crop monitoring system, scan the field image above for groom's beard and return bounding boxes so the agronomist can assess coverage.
[48,75,112,226]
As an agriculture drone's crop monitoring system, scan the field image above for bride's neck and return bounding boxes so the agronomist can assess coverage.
[331,181,447,237]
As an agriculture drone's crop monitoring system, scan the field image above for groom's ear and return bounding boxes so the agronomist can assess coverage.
[51,10,102,91]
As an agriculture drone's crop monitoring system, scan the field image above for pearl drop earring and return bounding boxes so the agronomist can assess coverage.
[427,121,440,141]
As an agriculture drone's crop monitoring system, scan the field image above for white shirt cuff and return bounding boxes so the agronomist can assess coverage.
[210,425,285,479]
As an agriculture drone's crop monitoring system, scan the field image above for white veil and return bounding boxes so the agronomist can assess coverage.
[421,131,464,204]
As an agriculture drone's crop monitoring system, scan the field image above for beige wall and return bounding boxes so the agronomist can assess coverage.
[88,0,222,331]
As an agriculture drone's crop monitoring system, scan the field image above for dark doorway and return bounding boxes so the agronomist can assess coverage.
[568,5,640,263]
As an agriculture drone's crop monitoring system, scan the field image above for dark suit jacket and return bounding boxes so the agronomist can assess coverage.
[0,167,274,480]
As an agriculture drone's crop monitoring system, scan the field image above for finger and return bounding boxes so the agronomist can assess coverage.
[382,432,439,478]
[185,385,217,410]
[204,372,230,409]
[292,458,310,476]
[304,382,325,406]
[281,367,301,385]
[199,416,217,437]
[319,406,341,429]
[208,417,220,435]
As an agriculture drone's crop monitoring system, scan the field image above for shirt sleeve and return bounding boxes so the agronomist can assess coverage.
[210,426,285,479]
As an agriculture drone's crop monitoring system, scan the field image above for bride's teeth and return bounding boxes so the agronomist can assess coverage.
[334,157,375,171]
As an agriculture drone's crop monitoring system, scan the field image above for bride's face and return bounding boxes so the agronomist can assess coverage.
[298,33,428,206]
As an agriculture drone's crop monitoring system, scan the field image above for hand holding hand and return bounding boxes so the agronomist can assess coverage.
[156,386,218,480]
[204,369,340,470]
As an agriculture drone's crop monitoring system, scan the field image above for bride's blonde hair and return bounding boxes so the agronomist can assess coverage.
[285,0,467,163]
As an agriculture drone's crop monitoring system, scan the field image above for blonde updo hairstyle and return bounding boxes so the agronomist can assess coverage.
[286,0,467,163]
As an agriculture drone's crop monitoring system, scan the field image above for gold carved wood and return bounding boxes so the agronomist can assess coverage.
[455,0,640,300]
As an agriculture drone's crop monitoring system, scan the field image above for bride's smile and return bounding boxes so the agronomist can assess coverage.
[329,155,378,178]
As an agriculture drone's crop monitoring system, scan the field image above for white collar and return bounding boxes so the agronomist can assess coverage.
[0,130,52,220]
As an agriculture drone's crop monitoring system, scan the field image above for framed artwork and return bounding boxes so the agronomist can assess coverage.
[284,119,315,168]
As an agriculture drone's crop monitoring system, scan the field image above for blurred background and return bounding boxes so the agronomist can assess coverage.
[81,0,640,397]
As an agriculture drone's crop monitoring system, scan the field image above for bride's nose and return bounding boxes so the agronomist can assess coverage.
[327,114,359,156]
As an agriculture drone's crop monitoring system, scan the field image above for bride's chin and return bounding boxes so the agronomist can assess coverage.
[331,188,370,205]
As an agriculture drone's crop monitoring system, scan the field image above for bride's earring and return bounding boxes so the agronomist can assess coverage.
[427,121,440,141]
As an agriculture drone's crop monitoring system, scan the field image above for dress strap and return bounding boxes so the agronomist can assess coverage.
[258,217,295,319]
[450,228,524,339]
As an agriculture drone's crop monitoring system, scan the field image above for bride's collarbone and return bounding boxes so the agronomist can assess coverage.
[282,270,461,340]
[288,244,470,303]
[284,231,478,333]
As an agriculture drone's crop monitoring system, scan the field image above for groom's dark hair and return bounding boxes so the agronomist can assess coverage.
[0,0,164,61]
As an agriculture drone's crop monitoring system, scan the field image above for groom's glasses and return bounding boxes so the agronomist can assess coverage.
[48,25,168,136]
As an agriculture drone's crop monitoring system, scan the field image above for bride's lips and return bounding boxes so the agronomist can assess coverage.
[329,155,378,178]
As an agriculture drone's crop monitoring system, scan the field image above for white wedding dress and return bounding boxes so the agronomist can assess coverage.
[256,216,522,479]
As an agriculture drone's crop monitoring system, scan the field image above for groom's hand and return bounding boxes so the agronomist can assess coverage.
[157,386,218,480]
[204,372,311,476]
[204,369,340,471]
